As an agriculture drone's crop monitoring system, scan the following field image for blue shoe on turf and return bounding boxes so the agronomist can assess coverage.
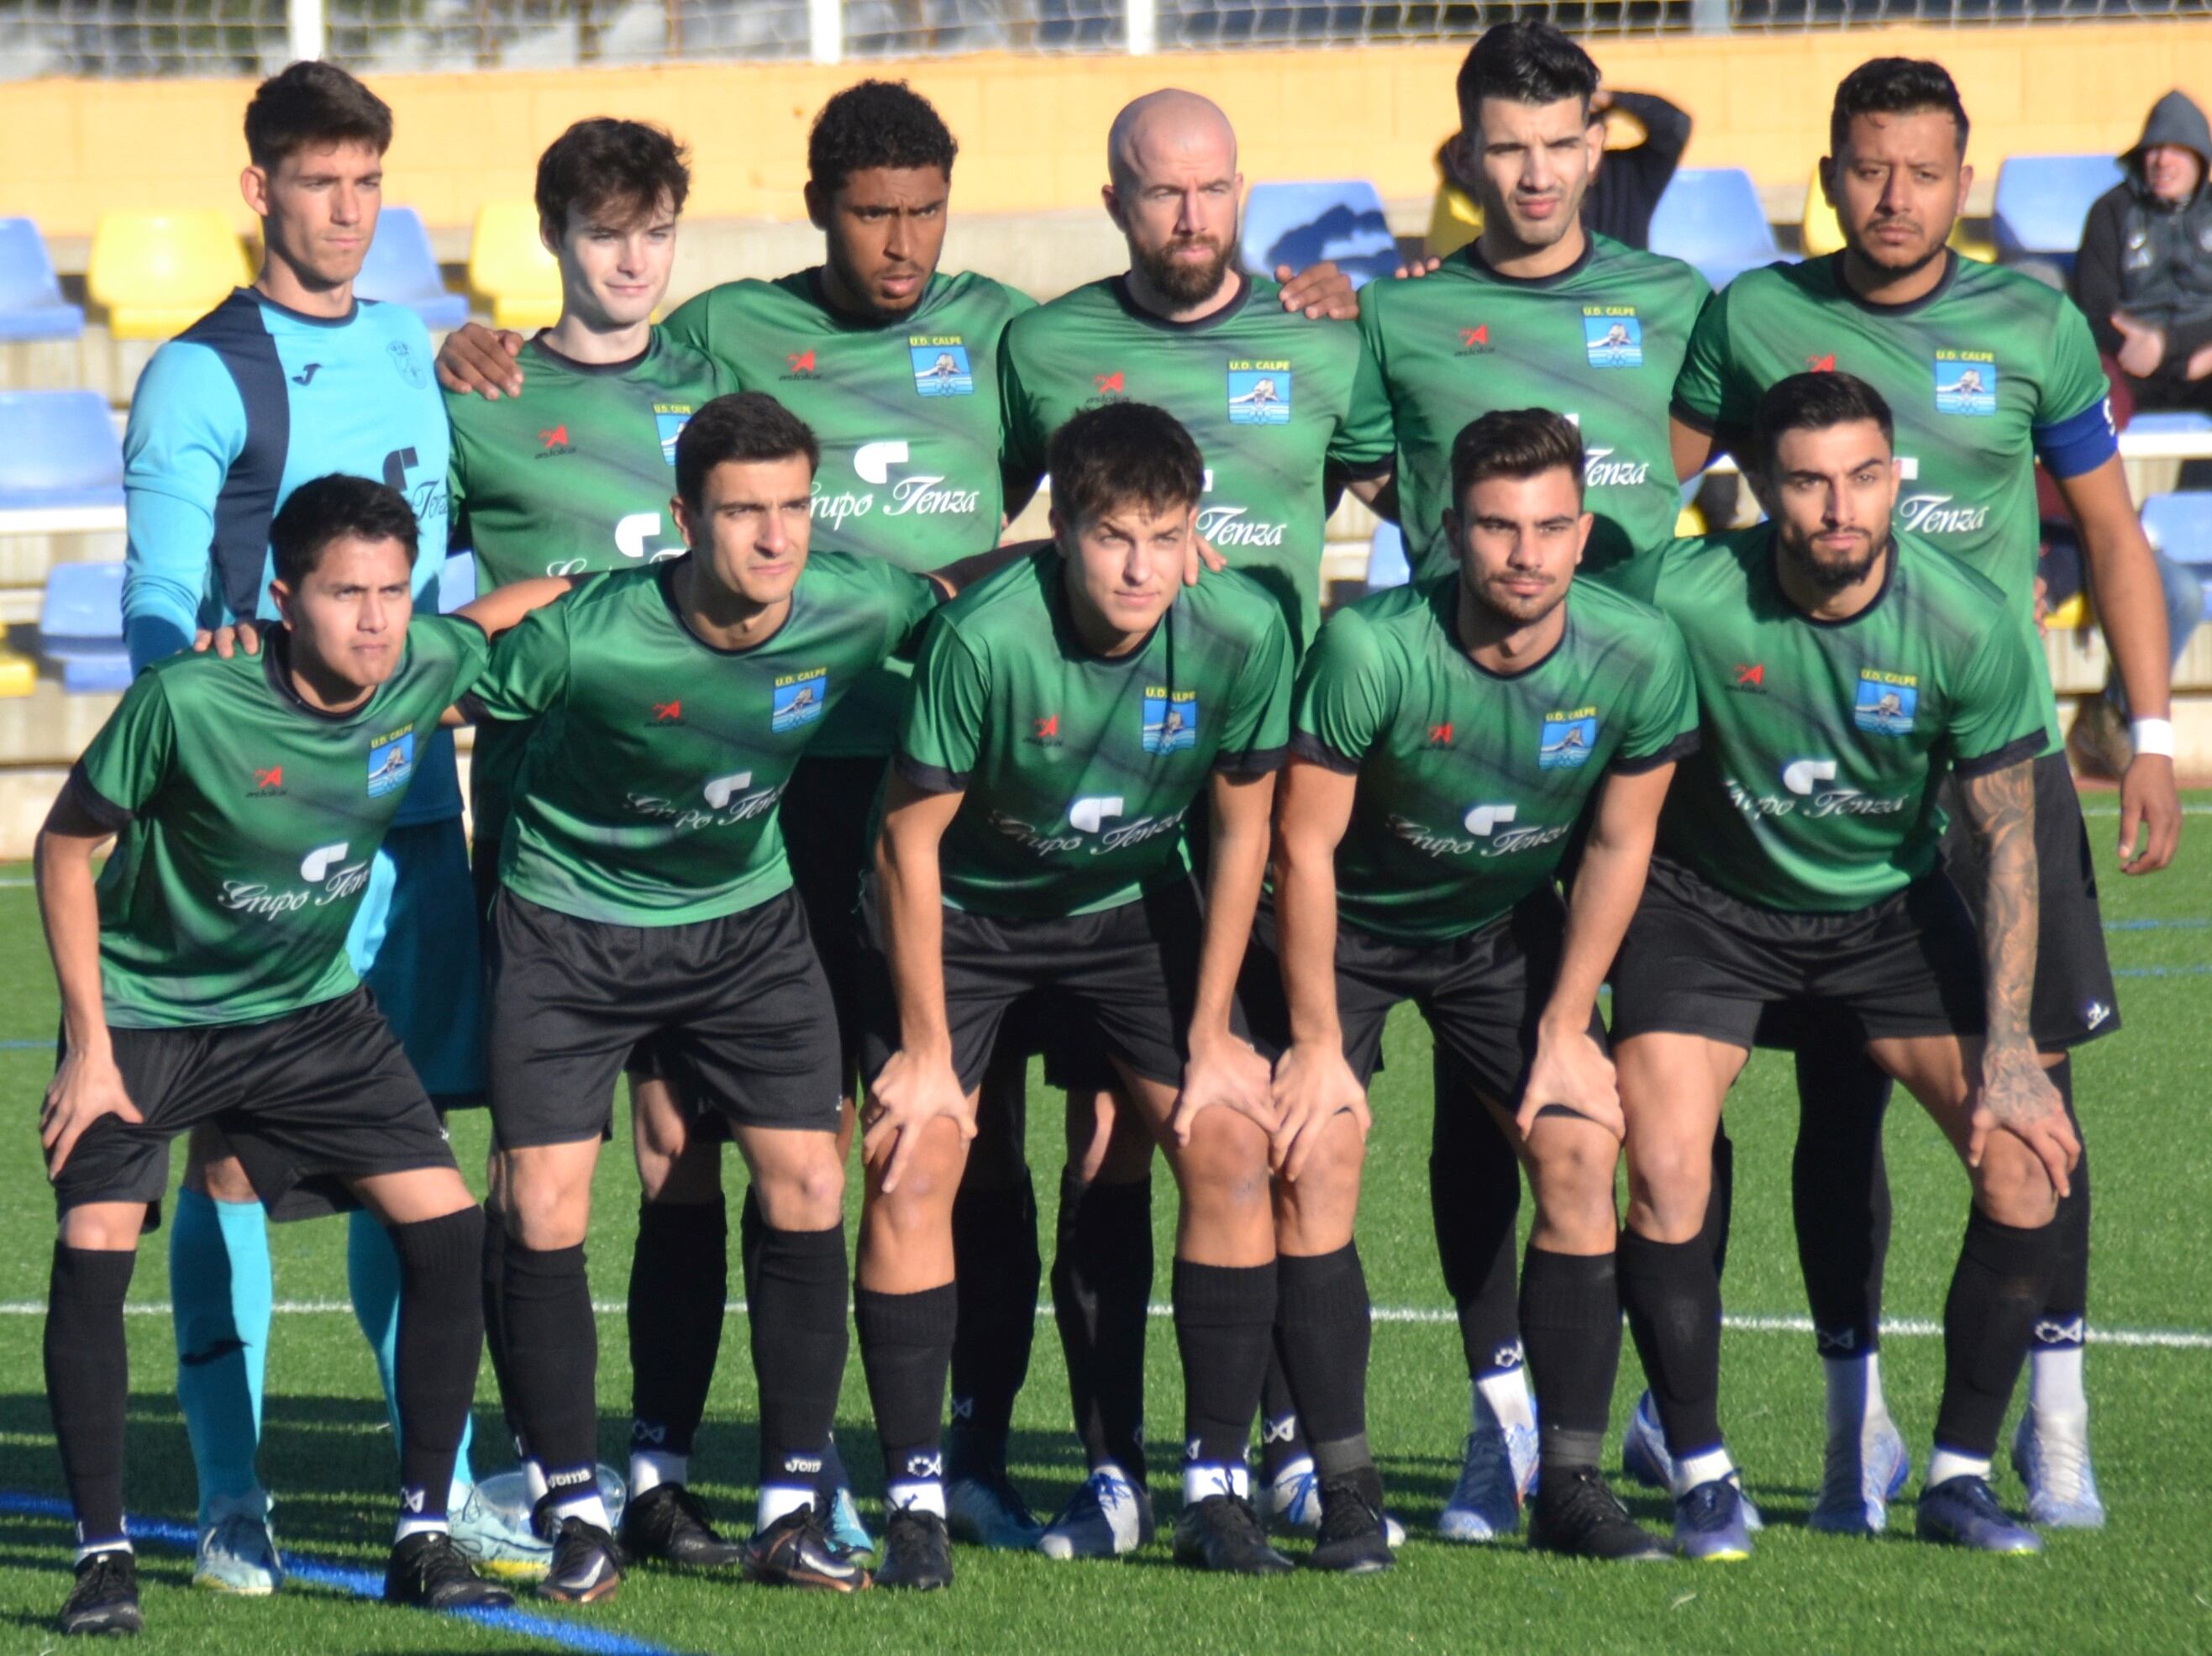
[1038,1466,1154,1559]
[1258,1456,1405,1547]
[825,1485,876,1558]
[1810,1411,1912,1536]
[194,1490,284,1595]
[1437,1398,1538,1543]
[450,1480,554,1580]
[1917,1475,2042,1553]
[1621,1391,1673,1490]
[1673,1477,1754,1561]
[948,1469,1046,1550]
[2012,1408,2105,1530]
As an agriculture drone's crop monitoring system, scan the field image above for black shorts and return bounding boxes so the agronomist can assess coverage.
[1240,889,1602,1109]
[1939,751,2120,1049]
[486,889,844,1149]
[781,754,890,1094]
[53,986,457,1221]
[1610,858,1984,1048]
[858,880,1221,1096]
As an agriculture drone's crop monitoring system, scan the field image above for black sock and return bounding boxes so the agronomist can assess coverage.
[1937,1207,2059,1459]
[1791,1033,1893,1356]
[2041,1059,2089,1333]
[1429,1051,1523,1380]
[1051,1170,1152,1476]
[1521,1247,1621,1474]
[947,1175,1039,1478]
[1618,1229,1724,1460]
[1272,1245,1371,1482]
[751,1222,849,1493]
[389,1207,487,1522]
[479,1200,524,1455]
[502,1239,599,1487]
[744,1185,854,1492]
[1257,1351,1308,1482]
[856,1284,956,1487]
[1705,1122,1736,1281]
[1173,1258,1277,1475]
[45,1243,135,1548]
[628,1196,726,1463]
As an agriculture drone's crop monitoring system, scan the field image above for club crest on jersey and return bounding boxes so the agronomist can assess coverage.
[367,725,416,797]
[1934,350,1998,417]
[1143,688,1199,754]
[1538,707,1599,769]
[772,669,828,733]
[387,339,428,389]
[910,338,973,397]
[1227,361,1291,425]
[654,407,692,465]
[1582,308,1642,369]
[1853,670,1920,736]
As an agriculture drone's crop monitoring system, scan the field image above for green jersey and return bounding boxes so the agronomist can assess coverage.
[1671,251,2117,749]
[1357,237,1710,581]
[898,547,1294,920]
[997,273,1395,655]
[73,616,490,1028]
[663,269,1035,757]
[470,555,938,926]
[1295,576,1697,944]
[1621,527,2045,913]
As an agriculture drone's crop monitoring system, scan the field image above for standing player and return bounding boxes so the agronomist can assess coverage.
[1668,56,2179,1531]
[1614,372,2075,1557]
[442,117,749,1569]
[1249,409,1694,1567]
[38,476,563,1635]
[117,61,533,1589]
[855,402,1294,1588]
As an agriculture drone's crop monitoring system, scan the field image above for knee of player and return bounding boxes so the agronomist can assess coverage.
[59,1206,146,1253]
[764,1154,847,1231]
[1529,1116,1620,1200]
[502,1161,594,1249]
[1174,1112,1272,1212]
[1624,1144,1710,1243]
[1972,1138,2061,1228]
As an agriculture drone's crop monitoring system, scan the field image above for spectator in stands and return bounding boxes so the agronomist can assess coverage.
[2073,91,2212,413]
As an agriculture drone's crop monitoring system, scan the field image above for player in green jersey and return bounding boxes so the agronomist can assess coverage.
[1249,409,1694,1568]
[854,403,1294,1586]
[34,476,569,1636]
[1609,372,2077,1560]
[1664,57,2178,1531]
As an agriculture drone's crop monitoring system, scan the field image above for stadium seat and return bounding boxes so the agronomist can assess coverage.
[38,558,129,692]
[0,219,84,343]
[1990,155,2124,271]
[1365,520,1411,590]
[357,207,470,332]
[1650,168,1788,292]
[2143,492,2212,567]
[87,211,252,341]
[0,390,124,512]
[468,202,562,332]
[1241,181,1400,291]
[438,550,478,613]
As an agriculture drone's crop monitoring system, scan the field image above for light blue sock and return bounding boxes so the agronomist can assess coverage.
[171,1187,272,1527]
[348,1207,476,1489]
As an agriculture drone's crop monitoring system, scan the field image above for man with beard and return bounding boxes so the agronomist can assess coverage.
[1246,408,1694,1567]
[1665,55,2179,1535]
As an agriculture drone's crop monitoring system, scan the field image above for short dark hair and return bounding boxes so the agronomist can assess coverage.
[1048,402,1206,528]
[1449,408,1586,509]
[536,118,691,239]
[1829,57,1969,160]
[1456,21,1600,129]
[1751,371,1895,475]
[270,473,418,589]
[675,392,821,511]
[808,80,959,198]
[245,60,393,171]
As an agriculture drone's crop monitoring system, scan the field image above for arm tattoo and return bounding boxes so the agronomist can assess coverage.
[1960,759,2038,1051]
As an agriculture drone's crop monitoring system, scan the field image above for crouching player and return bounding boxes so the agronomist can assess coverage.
[36,476,565,1635]
[856,402,1294,1586]
[1249,409,1695,1567]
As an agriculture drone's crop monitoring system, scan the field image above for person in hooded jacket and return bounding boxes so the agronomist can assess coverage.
[2075,90,2212,413]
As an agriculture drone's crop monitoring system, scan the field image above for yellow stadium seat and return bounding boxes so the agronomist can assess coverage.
[468,202,561,333]
[87,212,252,341]
[1801,165,1994,262]
[0,649,32,696]
[1426,181,1482,262]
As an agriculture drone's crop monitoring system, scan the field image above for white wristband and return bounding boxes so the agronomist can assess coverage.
[2131,717,2176,759]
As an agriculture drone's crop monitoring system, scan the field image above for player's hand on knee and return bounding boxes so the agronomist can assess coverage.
[192,620,260,659]
[40,1045,142,1177]
[1274,262,1358,322]
[1264,1041,1368,1181]
[862,1050,974,1194]
[1969,1045,2078,1197]
[1172,1030,1279,1149]
[1517,1019,1622,1143]
[435,321,528,399]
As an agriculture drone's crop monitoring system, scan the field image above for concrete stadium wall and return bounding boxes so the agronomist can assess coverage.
[6,24,2209,239]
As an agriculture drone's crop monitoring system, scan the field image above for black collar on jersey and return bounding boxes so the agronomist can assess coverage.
[261,625,380,721]
[802,265,937,332]
[1457,233,1597,289]
[654,555,800,656]
[1764,522,1900,628]
[528,331,657,376]
[234,286,362,329]
[1439,576,1573,680]
[1826,247,1958,318]
[1107,269,1253,334]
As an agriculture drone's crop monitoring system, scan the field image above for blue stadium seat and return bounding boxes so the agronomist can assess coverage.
[0,218,84,342]
[0,390,123,512]
[357,207,470,332]
[2126,408,2212,443]
[1991,155,2124,269]
[1366,520,1411,590]
[2143,491,2212,566]
[438,550,478,613]
[1241,181,1400,290]
[39,560,130,692]
[1649,168,1787,292]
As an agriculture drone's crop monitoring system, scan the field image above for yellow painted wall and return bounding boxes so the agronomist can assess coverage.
[4,23,2208,237]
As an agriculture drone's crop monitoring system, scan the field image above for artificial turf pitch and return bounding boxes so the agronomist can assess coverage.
[0,787,2207,1655]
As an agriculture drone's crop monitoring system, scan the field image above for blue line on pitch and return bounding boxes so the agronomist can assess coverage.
[2104,917,2212,932]
[0,1491,691,1656]
[2112,965,2212,977]
[0,1038,47,1050]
